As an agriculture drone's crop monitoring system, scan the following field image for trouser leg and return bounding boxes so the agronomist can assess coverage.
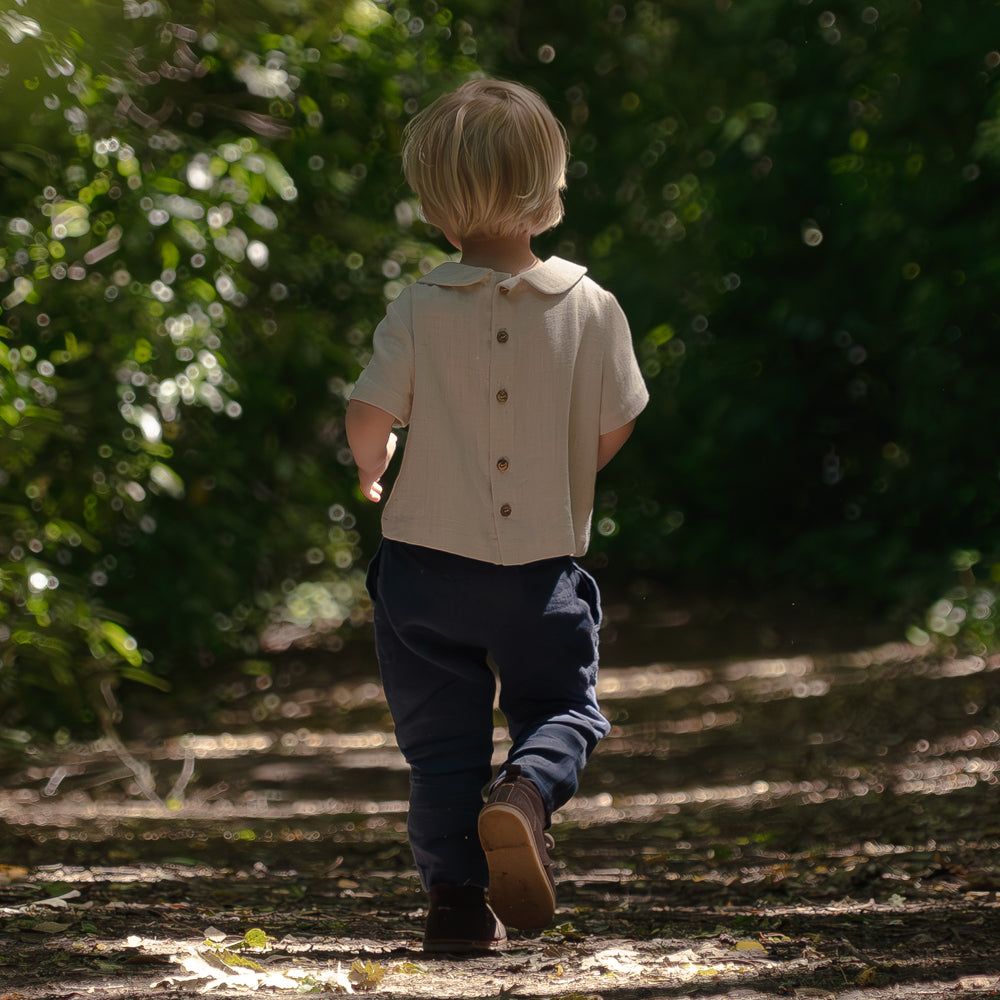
[367,542,496,889]
[490,559,610,820]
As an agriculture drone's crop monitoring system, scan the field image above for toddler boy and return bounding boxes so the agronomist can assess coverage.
[346,79,648,951]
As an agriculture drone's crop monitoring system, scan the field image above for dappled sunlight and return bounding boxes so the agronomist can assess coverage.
[891,754,1000,796]
[607,709,744,739]
[0,780,374,835]
[562,750,1000,827]
[598,664,711,697]
[4,633,1000,997]
[4,852,1000,999]
[564,779,819,821]
[3,635,999,888]
[585,646,1000,834]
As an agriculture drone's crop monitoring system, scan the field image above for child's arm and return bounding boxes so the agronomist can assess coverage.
[597,419,636,471]
[345,399,398,502]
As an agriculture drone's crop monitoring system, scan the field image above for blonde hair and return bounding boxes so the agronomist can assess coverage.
[401,79,568,240]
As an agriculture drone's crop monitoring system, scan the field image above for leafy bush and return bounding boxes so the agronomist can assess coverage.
[0,0,470,736]
[906,550,1000,656]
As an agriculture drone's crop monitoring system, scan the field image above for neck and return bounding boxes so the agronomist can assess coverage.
[458,233,539,275]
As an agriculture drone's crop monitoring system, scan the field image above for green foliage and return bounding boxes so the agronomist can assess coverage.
[906,549,1000,655]
[0,0,469,736]
[469,0,1000,604]
[3,0,1000,738]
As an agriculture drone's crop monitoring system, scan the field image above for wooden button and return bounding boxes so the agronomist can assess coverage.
[499,504,512,517]
[496,388,509,404]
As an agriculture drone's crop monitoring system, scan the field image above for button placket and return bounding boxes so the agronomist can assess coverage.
[491,281,516,544]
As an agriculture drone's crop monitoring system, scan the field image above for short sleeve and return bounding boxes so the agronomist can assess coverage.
[599,293,650,434]
[350,292,414,427]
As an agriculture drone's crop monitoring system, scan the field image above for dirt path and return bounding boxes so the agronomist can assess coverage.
[2,850,1000,999]
[4,598,1000,997]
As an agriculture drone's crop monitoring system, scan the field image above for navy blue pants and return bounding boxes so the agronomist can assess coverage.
[366,539,611,889]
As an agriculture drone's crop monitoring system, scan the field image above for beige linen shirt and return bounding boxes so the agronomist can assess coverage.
[350,256,649,565]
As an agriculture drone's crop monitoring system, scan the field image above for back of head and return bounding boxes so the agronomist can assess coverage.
[402,79,568,241]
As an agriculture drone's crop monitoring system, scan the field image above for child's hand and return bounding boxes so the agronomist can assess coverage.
[360,474,383,502]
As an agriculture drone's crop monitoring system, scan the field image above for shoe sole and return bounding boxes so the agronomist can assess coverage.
[478,802,555,930]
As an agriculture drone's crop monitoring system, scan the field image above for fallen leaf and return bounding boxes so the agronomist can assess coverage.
[216,948,263,971]
[16,889,81,910]
[735,939,767,952]
[242,927,273,950]
[350,959,386,989]
[30,920,73,934]
[393,962,427,974]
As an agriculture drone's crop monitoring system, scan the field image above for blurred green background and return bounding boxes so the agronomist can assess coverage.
[2,0,999,739]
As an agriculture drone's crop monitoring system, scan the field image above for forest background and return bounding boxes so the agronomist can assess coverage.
[1,0,999,742]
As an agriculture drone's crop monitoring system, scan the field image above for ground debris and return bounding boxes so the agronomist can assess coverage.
[153,945,356,992]
[1,859,999,998]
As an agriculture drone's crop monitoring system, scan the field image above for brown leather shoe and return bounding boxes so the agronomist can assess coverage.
[423,884,507,953]
[477,764,556,930]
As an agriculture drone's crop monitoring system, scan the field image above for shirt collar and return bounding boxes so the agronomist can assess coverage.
[417,256,587,295]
